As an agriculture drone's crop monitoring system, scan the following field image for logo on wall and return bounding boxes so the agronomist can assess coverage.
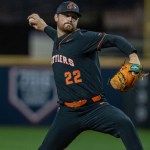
[8,66,58,124]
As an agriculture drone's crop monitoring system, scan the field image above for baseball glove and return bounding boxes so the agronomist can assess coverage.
[110,63,146,92]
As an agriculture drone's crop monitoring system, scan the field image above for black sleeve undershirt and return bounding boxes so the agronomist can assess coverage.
[101,34,137,56]
[44,26,57,41]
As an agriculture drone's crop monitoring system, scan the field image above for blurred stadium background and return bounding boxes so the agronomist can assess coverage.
[0,0,150,150]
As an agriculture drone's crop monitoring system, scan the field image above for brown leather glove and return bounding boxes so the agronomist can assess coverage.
[110,63,144,92]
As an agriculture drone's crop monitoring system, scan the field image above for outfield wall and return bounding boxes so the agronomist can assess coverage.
[0,56,149,127]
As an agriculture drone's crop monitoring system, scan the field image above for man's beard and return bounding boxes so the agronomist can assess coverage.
[60,23,75,33]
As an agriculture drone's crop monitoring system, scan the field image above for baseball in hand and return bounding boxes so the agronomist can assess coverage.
[29,18,35,25]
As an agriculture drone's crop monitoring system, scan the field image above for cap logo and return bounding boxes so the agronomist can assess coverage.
[67,2,77,9]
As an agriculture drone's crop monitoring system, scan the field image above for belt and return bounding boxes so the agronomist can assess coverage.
[64,95,102,108]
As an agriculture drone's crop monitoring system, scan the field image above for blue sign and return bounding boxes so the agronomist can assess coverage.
[8,66,59,124]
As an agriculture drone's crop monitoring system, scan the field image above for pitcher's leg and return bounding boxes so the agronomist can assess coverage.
[38,106,81,150]
[115,112,143,150]
[38,123,81,150]
[102,104,143,150]
[81,103,143,150]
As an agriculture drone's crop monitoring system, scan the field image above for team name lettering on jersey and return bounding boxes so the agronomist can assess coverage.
[51,55,74,67]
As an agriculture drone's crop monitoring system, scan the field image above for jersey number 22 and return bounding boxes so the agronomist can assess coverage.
[64,70,82,85]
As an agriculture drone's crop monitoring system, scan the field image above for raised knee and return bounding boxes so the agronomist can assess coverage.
[117,115,134,129]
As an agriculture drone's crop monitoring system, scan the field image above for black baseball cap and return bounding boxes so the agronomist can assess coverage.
[56,1,81,17]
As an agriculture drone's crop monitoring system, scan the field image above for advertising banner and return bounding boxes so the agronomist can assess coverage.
[0,65,58,125]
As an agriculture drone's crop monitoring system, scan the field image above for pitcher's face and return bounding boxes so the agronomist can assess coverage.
[55,12,79,33]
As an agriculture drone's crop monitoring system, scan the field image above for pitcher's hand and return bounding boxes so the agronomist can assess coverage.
[27,13,48,31]
[129,53,141,65]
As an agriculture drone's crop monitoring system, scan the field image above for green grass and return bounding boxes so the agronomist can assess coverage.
[0,126,150,150]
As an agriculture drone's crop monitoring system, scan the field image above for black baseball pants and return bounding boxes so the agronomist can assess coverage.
[38,102,143,150]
